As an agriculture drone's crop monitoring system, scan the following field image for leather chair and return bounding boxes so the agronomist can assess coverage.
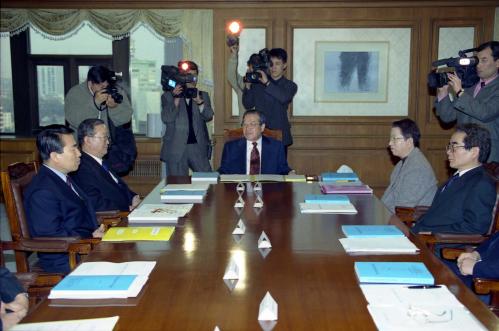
[1,161,102,273]
[223,127,283,142]
[441,247,499,316]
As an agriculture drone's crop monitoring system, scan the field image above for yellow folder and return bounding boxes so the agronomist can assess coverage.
[102,227,175,242]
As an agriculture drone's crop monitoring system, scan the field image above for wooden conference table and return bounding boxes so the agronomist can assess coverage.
[24,179,499,330]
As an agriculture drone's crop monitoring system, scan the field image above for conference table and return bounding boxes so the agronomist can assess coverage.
[23,178,499,330]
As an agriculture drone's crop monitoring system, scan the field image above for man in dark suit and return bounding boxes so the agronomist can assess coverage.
[0,267,28,330]
[71,118,140,212]
[24,125,105,274]
[218,110,292,175]
[411,124,496,234]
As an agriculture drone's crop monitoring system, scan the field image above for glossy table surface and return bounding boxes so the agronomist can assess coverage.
[24,180,499,330]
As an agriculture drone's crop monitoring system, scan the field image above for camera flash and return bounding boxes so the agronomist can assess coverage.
[228,21,241,35]
[180,62,189,71]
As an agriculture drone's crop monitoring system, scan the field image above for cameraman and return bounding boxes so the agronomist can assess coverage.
[227,44,247,122]
[435,41,499,162]
[65,66,133,135]
[242,48,298,156]
[160,61,213,176]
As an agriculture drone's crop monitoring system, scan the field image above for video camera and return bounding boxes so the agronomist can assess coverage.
[244,48,271,84]
[102,70,123,104]
[160,62,199,98]
[427,48,480,89]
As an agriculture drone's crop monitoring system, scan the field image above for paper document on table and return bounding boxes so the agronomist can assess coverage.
[102,227,175,241]
[299,202,357,214]
[128,204,193,224]
[161,183,210,191]
[339,237,419,254]
[69,261,156,277]
[11,316,119,331]
[367,304,487,331]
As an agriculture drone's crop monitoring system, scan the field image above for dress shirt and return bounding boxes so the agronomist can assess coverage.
[43,164,81,197]
[246,137,262,175]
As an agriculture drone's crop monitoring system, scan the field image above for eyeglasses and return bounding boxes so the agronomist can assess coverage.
[91,135,111,142]
[446,143,466,153]
[242,122,261,128]
[389,136,406,143]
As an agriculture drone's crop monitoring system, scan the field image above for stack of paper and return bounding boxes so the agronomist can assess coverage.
[320,183,373,194]
[354,262,434,285]
[160,183,209,203]
[341,225,404,238]
[339,237,419,254]
[102,227,175,242]
[12,316,120,331]
[48,261,156,299]
[128,204,193,224]
[360,284,487,331]
[299,202,357,214]
[321,171,359,182]
[191,172,219,183]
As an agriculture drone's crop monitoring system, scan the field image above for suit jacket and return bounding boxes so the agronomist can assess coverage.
[160,91,213,163]
[381,147,437,213]
[435,77,499,162]
[474,231,499,279]
[218,136,291,175]
[71,152,136,212]
[411,166,496,234]
[24,166,98,274]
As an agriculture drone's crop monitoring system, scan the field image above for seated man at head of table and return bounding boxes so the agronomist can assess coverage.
[411,123,496,235]
[381,118,437,214]
[24,125,105,274]
[71,118,141,212]
[218,109,293,175]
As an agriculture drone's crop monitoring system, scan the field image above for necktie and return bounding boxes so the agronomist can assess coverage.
[441,173,459,192]
[102,161,119,185]
[250,142,260,175]
[66,176,81,198]
[473,81,486,98]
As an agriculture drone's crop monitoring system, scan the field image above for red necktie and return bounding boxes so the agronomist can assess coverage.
[250,142,260,175]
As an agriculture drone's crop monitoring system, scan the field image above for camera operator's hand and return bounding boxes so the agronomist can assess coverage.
[95,89,109,105]
[446,73,463,94]
[229,45,239,55]
[106,94,118,108]
[193,91,204,107]
[171,85,183,107]
[258,70,269,86]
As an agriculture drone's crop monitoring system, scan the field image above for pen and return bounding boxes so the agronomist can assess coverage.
[407,285,441,289]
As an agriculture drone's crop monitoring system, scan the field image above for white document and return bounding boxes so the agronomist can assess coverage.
[299,202,357,214]
[221,174,252,182]
[367,305,487,331]
[359,285,463,307]
[258,292,278,321]
[234,196,245,208]
[253,195,264,209]
[11,316,119,331]
[128,204,193,223]
[69,261,156,277]
[232,219,246,235]
[258,231,272,249]
[339,237,419,254]
[162,183,210,191]
[222,258,240,280]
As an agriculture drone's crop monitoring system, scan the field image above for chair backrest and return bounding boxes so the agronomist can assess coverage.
[1,162,38,242]
[223,127,283,143]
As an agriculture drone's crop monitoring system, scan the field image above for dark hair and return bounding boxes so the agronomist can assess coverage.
[247,53,261,66]
[242,109,266,126]
[179,60,198,74]
[78,118,105,147]
[476,41,499,61]
[456,123,491,163]
[269,48,288,63]
[392,118,421,147]
[87,66,114,84]
[36,125,74,161]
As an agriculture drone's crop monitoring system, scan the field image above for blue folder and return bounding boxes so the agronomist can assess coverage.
[354,262,434,285]
[341,225,404,238]
[321,172,359,182]
[304,194,350,204]
[53,275,137,291]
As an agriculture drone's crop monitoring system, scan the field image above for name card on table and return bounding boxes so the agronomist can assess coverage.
[236,182,245,193]
[253,195,264,209]
[232,219,246,235]
[223,258,240,280]
[253,181,262,192]
[234,196,245,208]
[258,231,272,249]
[258,291,278,321]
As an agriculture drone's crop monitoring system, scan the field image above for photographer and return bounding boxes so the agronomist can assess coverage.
[242,48,298,156]
[65,66,133,135]
[227,44,247,122]
[160,61,213,176]
[435,41,499,162]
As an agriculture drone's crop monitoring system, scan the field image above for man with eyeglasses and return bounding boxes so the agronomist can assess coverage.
[218,109,292,175]
[381,119,437,213]
[71,118,141,212]
[411,124,496,235]
[435,41,499,162]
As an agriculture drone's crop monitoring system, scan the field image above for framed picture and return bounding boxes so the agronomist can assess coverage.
[315,41,389,103]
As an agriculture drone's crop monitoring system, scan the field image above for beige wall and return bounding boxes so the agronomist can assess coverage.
[495,7,499,40]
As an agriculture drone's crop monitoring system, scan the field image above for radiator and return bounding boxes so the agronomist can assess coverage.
[128,158,162,177]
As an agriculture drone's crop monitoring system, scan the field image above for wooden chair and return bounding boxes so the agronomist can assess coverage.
[0,161,98,273]
[441,247,499,316]
[223,127,283,142]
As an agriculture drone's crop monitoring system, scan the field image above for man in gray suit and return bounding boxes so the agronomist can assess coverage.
[160,61,213,176]
[435,40,499,162]
[382,118,437,213]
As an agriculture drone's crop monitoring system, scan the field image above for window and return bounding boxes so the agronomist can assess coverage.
[0,36,15,133]
[130,25,183,134]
